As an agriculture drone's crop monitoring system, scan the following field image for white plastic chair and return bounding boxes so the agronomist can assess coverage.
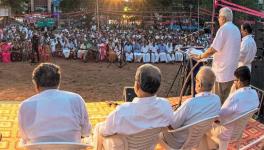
[161,115,219,150]
[214,108,259,150]
[96,128,163,150]
[20,142,90,150]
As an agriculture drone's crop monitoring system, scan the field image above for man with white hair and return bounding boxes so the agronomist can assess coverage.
[160,66,221,149]
[191,7,241,103]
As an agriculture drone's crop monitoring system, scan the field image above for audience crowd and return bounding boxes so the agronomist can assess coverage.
[0,19,211,63]
[0,7,259,150]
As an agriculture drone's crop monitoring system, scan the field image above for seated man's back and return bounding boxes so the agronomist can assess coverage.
[220,87,259,124]
[206,66,260,150]
[18,63,91,144]
[94,64,173,150]
[217,66,259,141]
[101,96,173,136]
[160,66,221,149]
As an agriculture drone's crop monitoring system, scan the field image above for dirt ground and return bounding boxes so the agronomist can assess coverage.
[0,59,181,102]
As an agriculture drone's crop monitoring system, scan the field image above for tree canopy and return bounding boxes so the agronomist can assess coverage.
[1,0,29,14]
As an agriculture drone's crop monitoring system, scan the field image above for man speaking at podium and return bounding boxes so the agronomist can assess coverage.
[192,7,241,103]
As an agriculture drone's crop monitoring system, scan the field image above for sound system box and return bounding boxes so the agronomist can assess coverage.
[255,22,264,50]
[251,60,264,90]
[251,60,264,121]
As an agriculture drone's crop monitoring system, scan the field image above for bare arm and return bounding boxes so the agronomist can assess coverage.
[190,47,217,60]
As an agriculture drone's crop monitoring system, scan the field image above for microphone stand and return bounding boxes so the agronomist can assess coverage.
[167,24,211,97]
[175,59,203,109]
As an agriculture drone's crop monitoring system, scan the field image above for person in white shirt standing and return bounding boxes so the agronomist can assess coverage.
[206,66,259,150]
[93,64,173,150]
[239,23,257,71]
[191,7,241,103]
[18,63,91,144]
[160,66,221,149]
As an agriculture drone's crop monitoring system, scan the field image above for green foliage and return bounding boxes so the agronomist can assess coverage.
[60,0,82,12]
[1,0,29,14]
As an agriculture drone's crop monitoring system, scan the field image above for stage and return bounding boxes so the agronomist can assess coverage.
[0,98,263,150]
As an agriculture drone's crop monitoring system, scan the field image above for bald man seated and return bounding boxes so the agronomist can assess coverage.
[160,66,221,149]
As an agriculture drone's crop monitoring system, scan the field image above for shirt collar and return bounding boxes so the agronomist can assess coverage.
[222,21,232,28]
[39,89,59,95]
[195,91,212,98]
[236,86,251,92]
[132,96,156,103]
[242,34,252,41]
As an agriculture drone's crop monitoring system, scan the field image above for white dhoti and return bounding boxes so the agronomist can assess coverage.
[175,51,184,62]
[63,48,70,58]
[159,52,167,62]
[142,53,150,63]
[51,46,56,53]
[150,53,156,63]
[93,123,125,150]
[125,53,133,62]
[154,53,159,63]
[78,50,88,59]
[134,52,143,62]
[166,53,175,62]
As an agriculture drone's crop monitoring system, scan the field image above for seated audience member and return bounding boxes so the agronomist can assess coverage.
[18,63,91,144]
[160,66,221,149]
[93,64,173,149]
[133,41,142,62]
[124,42,133,62]
[207,66,259,149]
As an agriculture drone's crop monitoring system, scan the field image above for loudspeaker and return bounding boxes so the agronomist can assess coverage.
[256,48,264,58]
[251,60,264,90]
[256,40,264,49]
[255,22,264,49]
[123,87,137,102]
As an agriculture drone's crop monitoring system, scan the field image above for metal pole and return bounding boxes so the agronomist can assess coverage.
[96,0,100,33]
[211,0,216,40]
[198,0,200,31]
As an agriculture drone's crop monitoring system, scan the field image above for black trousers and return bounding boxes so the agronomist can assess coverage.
[31,47,40,63]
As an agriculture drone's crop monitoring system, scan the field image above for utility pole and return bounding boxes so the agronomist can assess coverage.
[96,0,100,33]
[211,0,216,41]
[198,0,200,31]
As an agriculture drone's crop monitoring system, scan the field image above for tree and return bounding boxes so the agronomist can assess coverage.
[1,0,29,14]
[60,0,82,12]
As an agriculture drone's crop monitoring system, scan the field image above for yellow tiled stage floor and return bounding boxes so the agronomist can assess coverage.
[0,101,165,150]
[0,101,115,150]
[0,101,263,150]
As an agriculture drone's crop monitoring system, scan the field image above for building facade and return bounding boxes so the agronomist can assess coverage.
[30,0,52,13]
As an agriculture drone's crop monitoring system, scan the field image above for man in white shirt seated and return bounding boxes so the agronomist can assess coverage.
[160,66,221,149]
[124,42,133,62]
[93,64,173,149]
[78,42,88,60]
[239,23,257,71]
[18,63,91,144]
[206,66,259,149]
[166,42,175,63]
